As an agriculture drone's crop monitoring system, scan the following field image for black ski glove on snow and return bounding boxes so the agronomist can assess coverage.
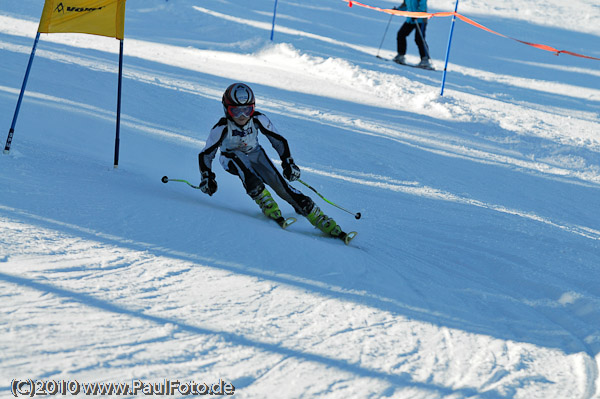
[282,157,301,181]
[199,171,218,196]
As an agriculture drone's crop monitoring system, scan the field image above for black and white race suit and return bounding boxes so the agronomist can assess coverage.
[198,112,314,216]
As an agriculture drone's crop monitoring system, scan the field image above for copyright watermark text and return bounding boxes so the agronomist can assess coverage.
[11,379,235,397]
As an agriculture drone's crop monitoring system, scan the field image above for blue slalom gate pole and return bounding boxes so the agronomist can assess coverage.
[4,32,41,154]
[440,0,459,96]
[114,39,124,168]
[270,0,278,41]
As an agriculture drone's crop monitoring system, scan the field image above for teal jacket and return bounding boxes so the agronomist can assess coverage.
[397,0,427,23]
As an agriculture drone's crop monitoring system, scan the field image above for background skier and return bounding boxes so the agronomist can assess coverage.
[198,83,355,243]
[393,0,433,69]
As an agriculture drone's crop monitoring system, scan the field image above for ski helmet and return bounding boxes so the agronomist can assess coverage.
[222,83,255,121]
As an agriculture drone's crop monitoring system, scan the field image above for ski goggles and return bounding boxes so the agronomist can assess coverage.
[227,104,255,119]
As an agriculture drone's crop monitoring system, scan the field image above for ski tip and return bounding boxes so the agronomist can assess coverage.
[343,231,358,245]
[161,176,169,183]
[278,217,297,229]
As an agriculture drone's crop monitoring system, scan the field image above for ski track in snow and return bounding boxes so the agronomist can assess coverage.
[1,206,596,399]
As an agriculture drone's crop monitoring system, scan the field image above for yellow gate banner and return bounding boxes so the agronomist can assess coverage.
[38,0,126,40]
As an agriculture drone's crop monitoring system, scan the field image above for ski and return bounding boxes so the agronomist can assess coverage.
[340,231,358,245]
[275,216,297,229]
[376,55,438,71]
[396,62,436,71]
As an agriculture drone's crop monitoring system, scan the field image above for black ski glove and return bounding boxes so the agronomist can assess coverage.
[282,157,301,181]
[199,171,217,196]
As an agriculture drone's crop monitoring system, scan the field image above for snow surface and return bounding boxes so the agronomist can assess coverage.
[1,0,600,398]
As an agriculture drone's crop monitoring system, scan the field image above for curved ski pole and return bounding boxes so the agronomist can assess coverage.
[297,179,361,220]
[161,175,200,189]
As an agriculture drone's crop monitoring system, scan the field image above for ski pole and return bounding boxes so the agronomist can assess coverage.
[297,179,361,220]
[376,13,394,59]
[414,20,432,60]
[161,175,200,189]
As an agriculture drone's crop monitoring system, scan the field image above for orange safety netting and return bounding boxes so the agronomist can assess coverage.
[345,0,600,61]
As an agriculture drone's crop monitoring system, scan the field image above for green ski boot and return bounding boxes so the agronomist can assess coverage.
[253,188,296,228]
[306,205,358,244]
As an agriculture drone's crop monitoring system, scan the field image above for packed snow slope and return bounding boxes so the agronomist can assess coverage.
[1,0,600,398]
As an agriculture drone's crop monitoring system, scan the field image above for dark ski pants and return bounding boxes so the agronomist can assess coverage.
[220,147,314,216]
[397,20,429,59]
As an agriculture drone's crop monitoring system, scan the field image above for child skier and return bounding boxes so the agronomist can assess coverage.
[198,83,355,243]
